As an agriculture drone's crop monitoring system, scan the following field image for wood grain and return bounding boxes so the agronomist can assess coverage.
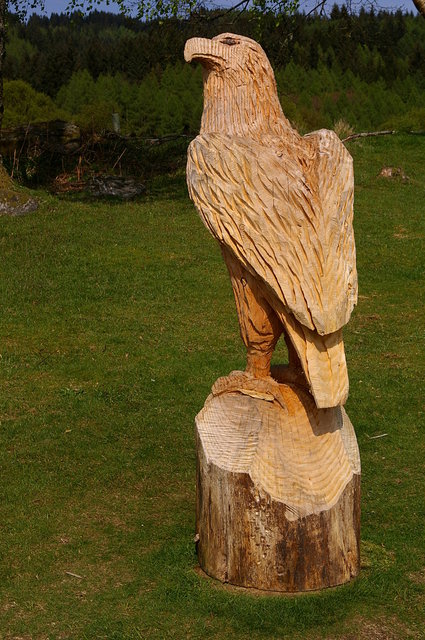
[186,33,361,592]
[198,380,360,519]
[185,33,357,409]
[196,383,361,591]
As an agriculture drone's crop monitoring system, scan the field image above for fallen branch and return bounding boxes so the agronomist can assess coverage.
[65,571,84,579]
[343,130,395,143]
[144,133,193,145]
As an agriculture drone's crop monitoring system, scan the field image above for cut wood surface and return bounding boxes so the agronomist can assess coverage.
[196,378,361,592]
[199,374,360,518]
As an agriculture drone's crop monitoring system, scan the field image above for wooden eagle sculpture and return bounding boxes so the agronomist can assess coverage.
[185,33,357,409]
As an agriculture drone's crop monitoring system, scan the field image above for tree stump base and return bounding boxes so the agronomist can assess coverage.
[195,373,361,592]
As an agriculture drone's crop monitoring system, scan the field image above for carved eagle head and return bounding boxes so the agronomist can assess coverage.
[184,33,293,140]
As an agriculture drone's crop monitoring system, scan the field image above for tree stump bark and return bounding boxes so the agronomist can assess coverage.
[195,375,361,592]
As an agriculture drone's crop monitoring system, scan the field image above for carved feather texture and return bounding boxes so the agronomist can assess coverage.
[187,130,357,336]
[185,33,358,408]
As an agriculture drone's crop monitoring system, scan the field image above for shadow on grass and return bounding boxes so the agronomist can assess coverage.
[48,171,189,205]
[122,537,411,640]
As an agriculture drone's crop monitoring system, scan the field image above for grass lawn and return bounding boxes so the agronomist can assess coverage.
[0,134,424,639]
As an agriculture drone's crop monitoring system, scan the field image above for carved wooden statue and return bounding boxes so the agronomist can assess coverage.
[185,33,361,592]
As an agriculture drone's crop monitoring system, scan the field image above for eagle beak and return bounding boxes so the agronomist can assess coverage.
[184,37,228,69]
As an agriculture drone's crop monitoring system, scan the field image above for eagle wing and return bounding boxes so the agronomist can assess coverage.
[187,131,357,336]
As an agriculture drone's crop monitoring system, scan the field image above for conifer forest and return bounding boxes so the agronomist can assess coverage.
[4,6,425,181]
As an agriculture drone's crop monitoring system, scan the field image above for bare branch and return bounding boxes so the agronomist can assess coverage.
[343,130,395,142]
[303,0,327,19]
[203,0,255,22]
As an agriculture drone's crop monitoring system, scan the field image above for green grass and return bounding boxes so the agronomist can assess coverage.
[0,134,424,639]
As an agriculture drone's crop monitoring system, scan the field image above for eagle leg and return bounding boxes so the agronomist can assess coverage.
[222,246,311,395]
[222,246,282,379]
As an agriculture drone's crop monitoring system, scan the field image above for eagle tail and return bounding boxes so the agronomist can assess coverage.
[279,308,349,409]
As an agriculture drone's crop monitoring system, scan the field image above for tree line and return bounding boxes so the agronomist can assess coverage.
[3,6,425,137]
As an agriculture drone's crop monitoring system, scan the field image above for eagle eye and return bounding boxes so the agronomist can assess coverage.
[221,37,239,46]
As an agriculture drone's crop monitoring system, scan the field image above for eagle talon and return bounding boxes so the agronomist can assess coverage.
[211,370,287,411]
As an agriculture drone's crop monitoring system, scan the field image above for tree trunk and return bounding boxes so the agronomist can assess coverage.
[0,0,6,134]
[195,378,361,592]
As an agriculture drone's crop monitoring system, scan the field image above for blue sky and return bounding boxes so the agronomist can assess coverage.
[38,0,418,15]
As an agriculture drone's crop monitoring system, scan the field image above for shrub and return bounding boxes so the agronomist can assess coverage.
[333,119,355,139]
[381,108,425,132]
[3,80,69,127]
[76,100,117,133]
